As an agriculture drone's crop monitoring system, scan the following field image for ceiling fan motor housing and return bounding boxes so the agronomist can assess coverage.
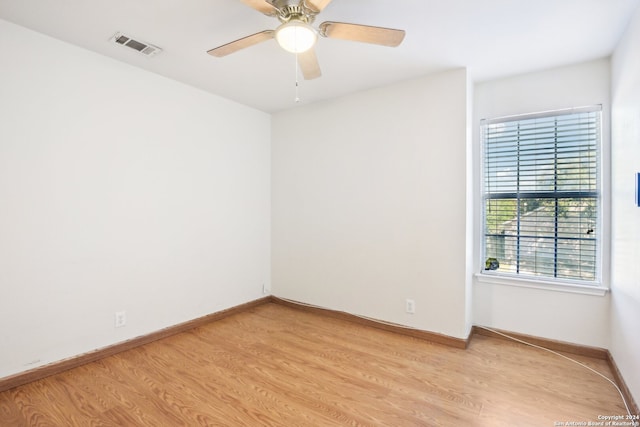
[269,0,318,23]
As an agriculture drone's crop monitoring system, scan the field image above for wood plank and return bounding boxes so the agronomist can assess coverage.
[0,303,632,426]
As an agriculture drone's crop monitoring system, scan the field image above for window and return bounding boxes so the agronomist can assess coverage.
[481,106,601,284]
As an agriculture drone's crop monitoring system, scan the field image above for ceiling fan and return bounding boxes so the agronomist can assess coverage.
[207,0,406,80]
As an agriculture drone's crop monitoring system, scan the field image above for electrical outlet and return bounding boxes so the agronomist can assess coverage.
[114,311,127,328]
[405,299,415,314]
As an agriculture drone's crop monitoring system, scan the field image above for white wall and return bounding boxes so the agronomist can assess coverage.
[611,4,640,405]
[473,59,612,348]
[0,19,271,378]
[272,69,471,339]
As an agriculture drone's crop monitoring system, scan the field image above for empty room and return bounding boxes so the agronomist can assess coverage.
[1,0,639,425]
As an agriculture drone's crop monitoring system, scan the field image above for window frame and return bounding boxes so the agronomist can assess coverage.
[479,106,606,292]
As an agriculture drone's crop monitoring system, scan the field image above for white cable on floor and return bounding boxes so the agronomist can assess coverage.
[475,325,632,418]
[273,296,634,417]
[274,296,425,330]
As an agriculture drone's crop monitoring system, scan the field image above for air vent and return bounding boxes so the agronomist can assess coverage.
[110,32,162,57]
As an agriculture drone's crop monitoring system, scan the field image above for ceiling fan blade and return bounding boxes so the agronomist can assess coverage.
[240,0,277,15]
[207,30,275,57]
[298,48,321,80]
[319,22,405,47]
[305,0,334,13]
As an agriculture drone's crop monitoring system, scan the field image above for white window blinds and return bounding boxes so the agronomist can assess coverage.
[481,106,601,282]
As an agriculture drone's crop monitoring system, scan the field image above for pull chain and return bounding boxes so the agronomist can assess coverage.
[294,53,300,103]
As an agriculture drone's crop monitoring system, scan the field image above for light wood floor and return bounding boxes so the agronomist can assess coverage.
[0,303,628,426]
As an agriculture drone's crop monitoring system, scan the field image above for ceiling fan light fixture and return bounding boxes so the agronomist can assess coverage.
[275,20,317,53]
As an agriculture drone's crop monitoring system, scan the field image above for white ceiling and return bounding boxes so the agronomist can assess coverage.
[1,0,638,113]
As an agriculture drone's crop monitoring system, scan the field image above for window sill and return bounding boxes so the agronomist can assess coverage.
[474,272,609,296]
